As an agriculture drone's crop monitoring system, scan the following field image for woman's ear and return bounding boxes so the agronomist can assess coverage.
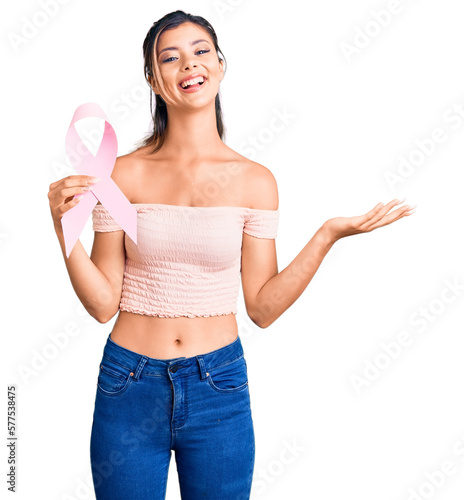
[219,59,225,82]
[148,75,160,95]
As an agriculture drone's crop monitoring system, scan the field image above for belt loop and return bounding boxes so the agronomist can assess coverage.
[196,355,207,380]
[133,356,148,381]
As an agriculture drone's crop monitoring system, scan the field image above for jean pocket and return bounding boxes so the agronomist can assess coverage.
[207,355,249,393]
[97,355,134,397]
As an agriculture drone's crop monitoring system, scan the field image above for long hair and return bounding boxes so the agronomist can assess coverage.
[133,10,227,155]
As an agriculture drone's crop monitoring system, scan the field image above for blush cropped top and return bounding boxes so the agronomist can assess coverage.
[91,203,279,318]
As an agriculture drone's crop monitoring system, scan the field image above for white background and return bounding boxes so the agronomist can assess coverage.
[2,0,464,498]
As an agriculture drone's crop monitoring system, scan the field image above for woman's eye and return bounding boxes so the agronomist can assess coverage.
[162,49,210,63]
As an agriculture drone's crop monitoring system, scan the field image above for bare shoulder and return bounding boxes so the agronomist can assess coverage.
[238,157,279,211]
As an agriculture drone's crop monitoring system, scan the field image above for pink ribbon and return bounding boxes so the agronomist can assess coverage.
[61,103,137,258]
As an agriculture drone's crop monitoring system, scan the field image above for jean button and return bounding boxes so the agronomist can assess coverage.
[170,365,179,373]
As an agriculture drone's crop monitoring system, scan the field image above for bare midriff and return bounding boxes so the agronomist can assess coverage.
[109,310,239,359]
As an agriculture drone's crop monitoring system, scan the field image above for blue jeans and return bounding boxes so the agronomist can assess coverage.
[90,332,255,499]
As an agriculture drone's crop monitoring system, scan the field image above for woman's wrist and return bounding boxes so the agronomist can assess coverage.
[54,221,64,237]
[320,221,339,246]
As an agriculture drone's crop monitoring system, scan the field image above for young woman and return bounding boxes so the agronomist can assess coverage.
[47,10,414,500]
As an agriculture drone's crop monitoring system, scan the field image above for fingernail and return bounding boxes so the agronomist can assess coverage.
[89,177,101,183]
[397,197,406,204]
[407,204,417,210]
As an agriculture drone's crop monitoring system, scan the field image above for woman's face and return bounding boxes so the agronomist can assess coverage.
[152,22,224,108]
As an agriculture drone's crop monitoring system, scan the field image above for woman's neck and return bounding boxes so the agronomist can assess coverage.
[161,102,224,159]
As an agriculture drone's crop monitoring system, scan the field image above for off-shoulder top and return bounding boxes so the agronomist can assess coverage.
[92,203,279,318]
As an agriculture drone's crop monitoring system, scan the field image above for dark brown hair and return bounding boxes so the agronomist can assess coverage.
[134,10,227,155]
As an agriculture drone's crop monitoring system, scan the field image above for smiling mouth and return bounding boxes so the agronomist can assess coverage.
[181,81,205,90]
[179,76,206,90]
[186,82,205,89]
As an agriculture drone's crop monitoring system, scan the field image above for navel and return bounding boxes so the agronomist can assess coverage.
[174,338,182,346]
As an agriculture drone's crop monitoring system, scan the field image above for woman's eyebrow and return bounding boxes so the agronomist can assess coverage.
[158,39,211,56]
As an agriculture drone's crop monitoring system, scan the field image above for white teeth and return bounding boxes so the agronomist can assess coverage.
[180,76,205,88]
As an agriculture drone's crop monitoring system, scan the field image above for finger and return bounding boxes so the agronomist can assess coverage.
[58,194,84,215]
[50,176,98,203]
[56,175,101,190]
[366,205,412,230]
[359,202,385,225]
[362,199,404,228]
[403,203,417,215]
[61,185,92,202]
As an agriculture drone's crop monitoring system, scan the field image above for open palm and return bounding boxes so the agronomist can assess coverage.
[325,199,415,241]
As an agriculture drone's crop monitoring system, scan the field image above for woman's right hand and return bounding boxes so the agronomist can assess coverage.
[48,175,101,233]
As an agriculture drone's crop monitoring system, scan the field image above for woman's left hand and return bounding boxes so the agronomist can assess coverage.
[323,199,415,243]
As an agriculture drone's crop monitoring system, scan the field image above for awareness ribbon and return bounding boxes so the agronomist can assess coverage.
[61,102,137,258]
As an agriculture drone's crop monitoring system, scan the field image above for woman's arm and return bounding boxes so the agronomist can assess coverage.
[49,172,126,323]
[244,224,334,328]
[54,226,125,323]
[243,195,414,328]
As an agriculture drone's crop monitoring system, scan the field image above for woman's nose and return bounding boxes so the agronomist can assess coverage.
[183,59,197,71]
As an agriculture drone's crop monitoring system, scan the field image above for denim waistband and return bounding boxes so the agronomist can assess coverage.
[101,332,244,381]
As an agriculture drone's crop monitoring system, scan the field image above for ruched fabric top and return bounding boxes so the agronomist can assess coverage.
[91,203,279,318]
